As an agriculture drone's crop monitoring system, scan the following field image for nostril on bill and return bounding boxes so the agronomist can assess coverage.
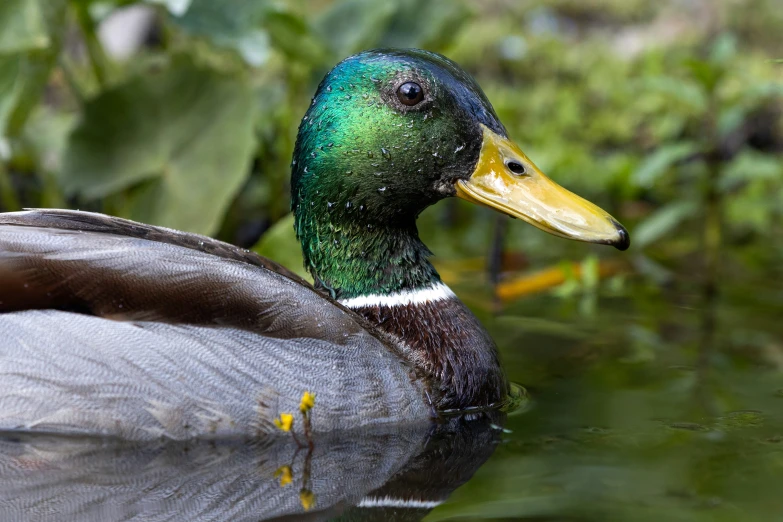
[506,161,526,176]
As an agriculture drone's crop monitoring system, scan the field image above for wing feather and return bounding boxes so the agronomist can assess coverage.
[0,210,429,438]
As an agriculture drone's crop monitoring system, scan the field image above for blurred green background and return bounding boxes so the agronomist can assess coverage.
[1,1,782,520]
[0,0,780,301]
[0,0,781,290]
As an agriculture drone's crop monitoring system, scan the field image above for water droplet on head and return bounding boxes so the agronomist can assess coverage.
[327,202,334,209]
[345,201,352,209]
[367,151,374,158]
[455,144,465,153]
[326,85,332,92]
[381,148,391,160]
[378,187,387,193]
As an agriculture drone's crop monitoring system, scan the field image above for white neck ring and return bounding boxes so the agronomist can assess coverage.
[338,281,455,309]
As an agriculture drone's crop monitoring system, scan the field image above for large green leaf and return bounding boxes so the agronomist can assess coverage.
[0,0,66,136]
[61,55,256,235]
[0,0,48,54]
[170,0,274,66]
[173,1,328,66]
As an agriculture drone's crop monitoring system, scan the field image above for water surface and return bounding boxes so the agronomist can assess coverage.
[1,267,780,521]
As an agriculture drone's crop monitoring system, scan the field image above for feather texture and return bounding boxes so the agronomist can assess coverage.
[0,211,430,439]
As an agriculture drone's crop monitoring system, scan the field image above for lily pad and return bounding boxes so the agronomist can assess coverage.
[61,55,256,235]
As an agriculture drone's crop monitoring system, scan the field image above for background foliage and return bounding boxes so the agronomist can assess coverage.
[1,1,782,520]
[0,0,780,295]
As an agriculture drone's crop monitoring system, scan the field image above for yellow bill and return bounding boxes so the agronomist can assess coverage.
[456,125,630,250]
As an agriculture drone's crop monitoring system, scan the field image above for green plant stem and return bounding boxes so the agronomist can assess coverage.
[694,98,723,417]
[0,162,21,212]
[72,1,109,89]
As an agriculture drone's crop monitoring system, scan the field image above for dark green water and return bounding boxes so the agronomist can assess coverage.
[0,269,780,521]
[429,266,783,522]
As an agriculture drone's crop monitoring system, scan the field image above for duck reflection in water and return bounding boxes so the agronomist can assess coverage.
[0,414,504,521]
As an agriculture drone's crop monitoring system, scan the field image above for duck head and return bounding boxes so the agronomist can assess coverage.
[292,49,629,298]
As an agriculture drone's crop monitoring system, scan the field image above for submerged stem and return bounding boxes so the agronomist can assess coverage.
[695,99,723,417]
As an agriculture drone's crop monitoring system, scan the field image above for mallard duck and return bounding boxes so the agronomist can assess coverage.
[0,49,628,440]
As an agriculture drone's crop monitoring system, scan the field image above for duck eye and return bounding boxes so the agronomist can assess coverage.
[396,82,424,106]
[506,161,526,176]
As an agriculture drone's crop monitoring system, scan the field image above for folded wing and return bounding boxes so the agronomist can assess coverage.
[0,210,429,439]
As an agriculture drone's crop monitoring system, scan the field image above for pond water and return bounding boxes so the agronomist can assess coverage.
[1,265,780,521]
[433,262,783,522]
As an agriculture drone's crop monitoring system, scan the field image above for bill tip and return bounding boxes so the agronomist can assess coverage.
[613,222,631,251]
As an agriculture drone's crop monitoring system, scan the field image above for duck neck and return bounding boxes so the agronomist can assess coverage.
[295,206,441,300]
[294,204,507,410]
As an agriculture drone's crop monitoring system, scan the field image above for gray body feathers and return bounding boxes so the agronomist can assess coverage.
[0,211,430,440]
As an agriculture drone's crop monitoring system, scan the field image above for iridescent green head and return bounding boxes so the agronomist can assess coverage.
[292,49,504,222]
[292,49,628,299]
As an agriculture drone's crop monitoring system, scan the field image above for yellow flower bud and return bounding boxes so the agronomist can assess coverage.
[300,489,316,511]
[299,391,316,414]
[274,465,293,487]
[273,413,294,431]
